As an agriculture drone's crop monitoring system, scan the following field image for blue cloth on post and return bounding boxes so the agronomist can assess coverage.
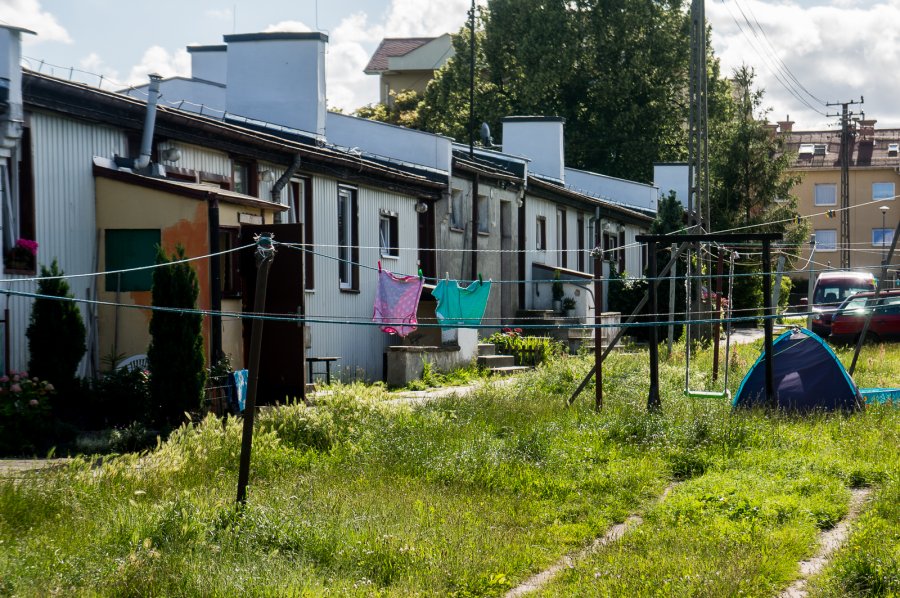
[229,369,248,413]
[431,279,492,328]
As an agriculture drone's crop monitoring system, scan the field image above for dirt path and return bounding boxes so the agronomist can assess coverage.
[505,484,677,597]
[0,458,71,476]
[779,487,872,598]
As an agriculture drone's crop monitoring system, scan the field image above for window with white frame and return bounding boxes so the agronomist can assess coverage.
[450,189,464,230]
[477,195,489,234]
[815,229,837,251]
[536,216,547,251]
[814,184,837,206]
[379,211,399,257]
[873,227,894,247]
[337,186,358,290]
[873,182,895,202]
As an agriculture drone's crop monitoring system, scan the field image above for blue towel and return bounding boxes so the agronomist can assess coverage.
[229,370,248,413]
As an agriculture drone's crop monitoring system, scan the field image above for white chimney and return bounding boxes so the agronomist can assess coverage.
[187,44,227,84]
[224,32,327,140]
[0,24,36,157]
[501,116,565,183]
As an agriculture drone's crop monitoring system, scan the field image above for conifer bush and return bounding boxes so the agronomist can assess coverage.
[26,259,86,388]
[148,245,206,426]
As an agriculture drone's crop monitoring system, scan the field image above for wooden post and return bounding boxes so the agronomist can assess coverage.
[594,254,602,411]
[667,243,677,357]
[712,251,723,381]
[647,241,661,411]
[237,234,274,506]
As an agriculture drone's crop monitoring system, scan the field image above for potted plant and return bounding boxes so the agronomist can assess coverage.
[552,270,564,312]
[4,238,38,272]
[562,296,577,318]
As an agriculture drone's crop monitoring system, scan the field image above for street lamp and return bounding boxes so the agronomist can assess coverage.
[881,204,891,262]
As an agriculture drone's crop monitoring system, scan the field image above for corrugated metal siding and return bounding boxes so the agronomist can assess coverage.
[171,144,230,178]
[3,111,128,373]
[304,177,420,381]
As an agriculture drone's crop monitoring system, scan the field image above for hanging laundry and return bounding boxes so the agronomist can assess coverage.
[432,278,492,328]
[373,269,425,337]
[228,369,248,413]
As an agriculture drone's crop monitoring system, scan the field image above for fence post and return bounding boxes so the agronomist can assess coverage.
[236,233,275,506]
[594,254,602,411]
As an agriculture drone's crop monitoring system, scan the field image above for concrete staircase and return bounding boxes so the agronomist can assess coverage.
[477,343,531,375]
[515,310,625,354]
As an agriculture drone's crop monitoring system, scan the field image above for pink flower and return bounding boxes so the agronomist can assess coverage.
[0,376,7,383]
[10,384,22,393]
[20,371,27,378]
[45,383,55,392]
[15,238,38,256]
[12,375,19,382]
[28,399,38,407]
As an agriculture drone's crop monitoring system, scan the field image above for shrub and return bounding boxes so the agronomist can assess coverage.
[83,368,152,430]
[0,371,55,455]
[26,260,86,390]
[487,329,565,365]
[148,245,206,427]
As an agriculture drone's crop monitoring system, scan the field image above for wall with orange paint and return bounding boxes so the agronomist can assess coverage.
[95,177,272,369]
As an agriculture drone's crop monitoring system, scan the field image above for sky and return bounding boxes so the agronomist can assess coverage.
[3,0,900,132]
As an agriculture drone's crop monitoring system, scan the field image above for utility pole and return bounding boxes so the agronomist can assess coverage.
[468,0,476,160]
[826,97,863,269]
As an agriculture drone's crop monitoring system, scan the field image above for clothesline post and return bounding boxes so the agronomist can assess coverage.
[237,233,275,506]
[593,253,602,411]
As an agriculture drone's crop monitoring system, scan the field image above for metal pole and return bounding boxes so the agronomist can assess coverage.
[806,235,816,330]
[647,241,661,411]
[208,198,223,364]
[849,215,900,375]
[237,234,275,505]
[468,0,475,159]
[594,254,602,411]
[762,240,775,407]
[667,243,676,357]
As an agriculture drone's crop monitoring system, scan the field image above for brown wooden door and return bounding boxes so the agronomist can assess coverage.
[239,224,305,403]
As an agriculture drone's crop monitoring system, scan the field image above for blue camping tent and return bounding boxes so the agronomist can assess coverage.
[733,328,862,411]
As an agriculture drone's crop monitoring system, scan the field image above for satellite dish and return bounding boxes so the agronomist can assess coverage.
[480,122,493,147]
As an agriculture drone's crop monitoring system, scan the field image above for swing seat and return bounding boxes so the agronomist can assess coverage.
[684,389,731,400]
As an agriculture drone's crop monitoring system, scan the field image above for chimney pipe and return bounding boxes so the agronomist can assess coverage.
[135,73,162,171]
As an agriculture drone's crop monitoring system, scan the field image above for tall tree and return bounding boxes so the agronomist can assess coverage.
[148,245,206,427]
[416,0,694,182]
[708,66,806,314]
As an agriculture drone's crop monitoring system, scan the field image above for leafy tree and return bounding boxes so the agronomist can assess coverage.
[708,66,807,317]
[354,90,425,128]
[27,259,86,388]
[418,0,697,182]
[148,245,206,426]
[650,191,685,235]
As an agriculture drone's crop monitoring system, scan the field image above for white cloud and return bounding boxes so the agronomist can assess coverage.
[78,52,120,90]
[126,46,191,85]
[2,0,70,44]
[264,20,312,33]
[324,0,485,111]
[708,0,900,129]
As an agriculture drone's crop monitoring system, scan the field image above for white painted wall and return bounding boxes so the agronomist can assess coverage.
[501,117,565,182]
[188,45,227,84]
[565,167,658,213]
[326,112,452,176]
[304,176,422,381]
[224,32,327,138]
[653,163,689,207]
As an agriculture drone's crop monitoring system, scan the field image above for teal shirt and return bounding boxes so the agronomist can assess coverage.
[432,279,492,328]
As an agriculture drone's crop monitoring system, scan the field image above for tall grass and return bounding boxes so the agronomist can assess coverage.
[0,341,898,595]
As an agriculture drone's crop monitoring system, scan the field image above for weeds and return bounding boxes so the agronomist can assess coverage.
[0,341,898,595]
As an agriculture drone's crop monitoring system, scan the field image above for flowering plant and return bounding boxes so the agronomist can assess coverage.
[0,370,55,455]
[15,238,39,256]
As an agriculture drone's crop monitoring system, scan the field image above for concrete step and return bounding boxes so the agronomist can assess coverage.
[488,365,532,376]
[478,354,515,368]
[477,343,496,356]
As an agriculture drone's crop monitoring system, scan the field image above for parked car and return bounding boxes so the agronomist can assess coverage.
[807,270,877,337]
[830,289,900,345]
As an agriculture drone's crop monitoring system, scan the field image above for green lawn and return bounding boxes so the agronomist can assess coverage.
[1,339,898,596]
